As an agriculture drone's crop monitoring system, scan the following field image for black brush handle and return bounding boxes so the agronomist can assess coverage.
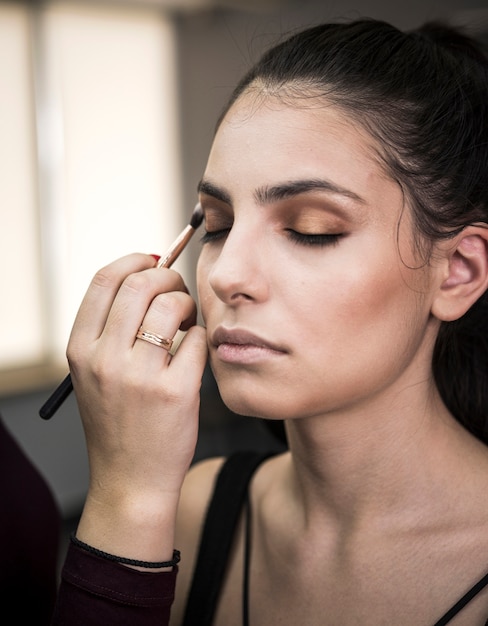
[39,373,73,420]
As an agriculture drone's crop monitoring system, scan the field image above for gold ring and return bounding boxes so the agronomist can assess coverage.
[135,327,173,351]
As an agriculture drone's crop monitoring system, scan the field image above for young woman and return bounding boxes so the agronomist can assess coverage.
[52,17,488,625]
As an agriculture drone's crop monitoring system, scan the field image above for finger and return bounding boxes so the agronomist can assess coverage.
[155,324,209,415]
[131,291,198,368]
[102,267,188,351]
[169,325,208,385]
[70,253,157,347]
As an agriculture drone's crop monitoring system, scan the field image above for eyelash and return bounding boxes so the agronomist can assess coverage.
[200,228,342,247]
[200,229,230,244]
[286,230,342,247]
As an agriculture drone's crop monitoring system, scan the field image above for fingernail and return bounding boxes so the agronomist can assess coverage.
[150,254,161,263]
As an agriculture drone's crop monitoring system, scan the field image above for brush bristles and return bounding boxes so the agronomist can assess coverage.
[190,203,204,230]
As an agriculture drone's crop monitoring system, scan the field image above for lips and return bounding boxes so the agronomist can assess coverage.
[211,327,287,353]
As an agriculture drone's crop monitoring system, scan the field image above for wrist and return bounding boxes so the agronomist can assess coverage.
[70,533,180,571]
[76,488,179,564]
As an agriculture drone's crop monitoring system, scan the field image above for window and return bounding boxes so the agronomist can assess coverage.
[0,1,182,395]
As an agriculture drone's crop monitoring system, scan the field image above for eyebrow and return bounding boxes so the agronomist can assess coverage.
[197,177,365,206]
[197,179,231,204]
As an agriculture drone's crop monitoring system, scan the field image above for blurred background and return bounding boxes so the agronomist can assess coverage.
[0,0,487,568]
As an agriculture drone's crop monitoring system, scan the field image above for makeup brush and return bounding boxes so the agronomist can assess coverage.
[39,203,204,420]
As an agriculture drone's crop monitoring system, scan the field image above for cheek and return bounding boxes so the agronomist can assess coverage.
[196,253,212,322]
[286,268,430,405]
[302,259,427,348]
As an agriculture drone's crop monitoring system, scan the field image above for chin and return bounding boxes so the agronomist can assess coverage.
[219,391,264,418]
[217,381,286,420]
[210,360,294,419]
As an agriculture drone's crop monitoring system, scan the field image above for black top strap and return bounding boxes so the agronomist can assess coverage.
[432,570,488,626]
[182,451,274,626]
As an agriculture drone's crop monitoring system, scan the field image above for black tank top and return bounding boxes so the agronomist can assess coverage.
[182,452,488,626]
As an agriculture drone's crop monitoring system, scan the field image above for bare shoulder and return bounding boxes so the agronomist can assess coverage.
[177,456,226,536]
[170,456,226,625]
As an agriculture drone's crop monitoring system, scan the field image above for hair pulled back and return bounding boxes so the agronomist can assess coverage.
[219,18,488,442]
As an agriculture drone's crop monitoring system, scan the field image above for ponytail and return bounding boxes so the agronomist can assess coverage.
[433,292,488,442]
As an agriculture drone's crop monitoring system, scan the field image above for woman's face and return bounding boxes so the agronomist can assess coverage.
[197,93,439,421]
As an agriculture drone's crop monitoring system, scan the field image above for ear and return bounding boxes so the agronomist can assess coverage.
[431,226,488,322]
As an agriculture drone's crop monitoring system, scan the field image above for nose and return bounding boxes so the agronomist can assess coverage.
[206,218,269,305]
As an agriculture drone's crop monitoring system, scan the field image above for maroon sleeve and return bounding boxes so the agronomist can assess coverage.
[0,417,61,625]
[51,542,177,625]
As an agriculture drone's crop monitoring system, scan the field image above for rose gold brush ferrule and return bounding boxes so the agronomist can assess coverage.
[156,203,203,269]
[157,225,194,268]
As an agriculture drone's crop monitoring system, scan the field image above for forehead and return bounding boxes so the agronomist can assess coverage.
[206,91,395,207]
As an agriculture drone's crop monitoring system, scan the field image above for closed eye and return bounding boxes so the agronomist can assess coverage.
[286,230,343,246]
[200,228,231,244]
[201,229,344,246]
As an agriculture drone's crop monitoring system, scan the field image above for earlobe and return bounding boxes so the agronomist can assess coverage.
[431,227,488,322]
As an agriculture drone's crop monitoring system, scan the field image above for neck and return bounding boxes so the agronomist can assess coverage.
[284,388,474,530]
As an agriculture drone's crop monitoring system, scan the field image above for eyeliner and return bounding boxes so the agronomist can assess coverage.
[39,203,204,420]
